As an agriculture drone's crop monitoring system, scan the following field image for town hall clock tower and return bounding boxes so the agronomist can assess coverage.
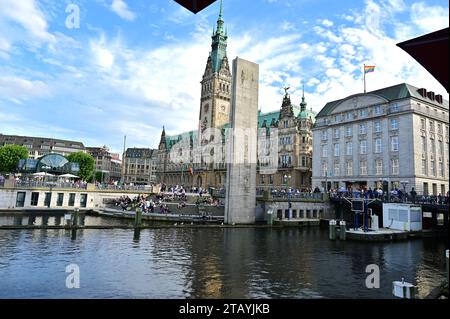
[199,0,232,143]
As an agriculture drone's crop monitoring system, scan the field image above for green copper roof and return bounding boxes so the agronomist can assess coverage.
[210,0,227,72]
[164,106,316,150]
[316,83,449,118]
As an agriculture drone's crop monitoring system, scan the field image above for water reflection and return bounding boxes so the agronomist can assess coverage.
[0,222,446,299]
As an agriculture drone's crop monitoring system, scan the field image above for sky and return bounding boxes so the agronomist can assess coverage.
[0,0,448,155]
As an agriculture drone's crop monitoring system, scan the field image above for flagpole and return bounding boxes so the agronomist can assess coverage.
[364,64,366,94]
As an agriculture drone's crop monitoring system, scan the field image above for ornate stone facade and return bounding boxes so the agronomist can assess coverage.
[155,5,316,190]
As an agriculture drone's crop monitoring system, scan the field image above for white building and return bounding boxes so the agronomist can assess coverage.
[312,83,449,195]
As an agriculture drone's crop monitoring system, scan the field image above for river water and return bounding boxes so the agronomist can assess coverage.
[0,214,447,299]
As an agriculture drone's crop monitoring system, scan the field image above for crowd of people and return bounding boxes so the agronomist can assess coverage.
[328,186,449,205]
[114,194,171,214]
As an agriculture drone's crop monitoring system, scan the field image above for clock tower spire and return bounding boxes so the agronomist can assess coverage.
[199,0,231,142]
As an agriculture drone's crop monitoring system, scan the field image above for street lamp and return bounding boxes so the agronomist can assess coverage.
[284,174,292,219]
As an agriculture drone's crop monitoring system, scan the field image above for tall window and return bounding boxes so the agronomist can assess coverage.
[374,121,382,133]
[359,124,367,135]
[421,136,426,153]
[437,123,442,135]
[392,159,399,175]
[322,163,328,177]
[439,162,444,177]
[302,156,307,167]
[429,120,435,132]
[346,161,353,176]
[360,161,367,175]
[431,139,436,154]
[334,163,340,176]
[375,139,382,153]
[391,136,399,151]
[322,130,328,141]
[420,118,426,130]
[335,114,341,122]
[334,128,340,139]
[430,160,436,176]
[346,112,353,120]
[359,108,367,118]
[376,160,383,175]
[360,140,367,154]
[346,142,353,156]
[374,105,382,115]
[31,192,39,206]
[346,126,353,137]
[421,159,427,175]
[438,141,443,157]
[334,144,340,157]
[391,119,399,130]
[322,146,328,158]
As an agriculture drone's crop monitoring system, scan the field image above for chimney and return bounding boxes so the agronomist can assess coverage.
[427,91,435,100]
[435,95,443,104]
[418,88,427,97]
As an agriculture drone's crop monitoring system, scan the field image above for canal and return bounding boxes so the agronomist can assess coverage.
[0,214,447,299]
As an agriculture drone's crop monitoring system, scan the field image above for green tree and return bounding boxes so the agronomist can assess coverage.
[0,144,29,174]
[66,152,95,182]
[94,171,104,183]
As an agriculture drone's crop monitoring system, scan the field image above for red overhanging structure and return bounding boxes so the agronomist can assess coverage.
[174,0,217,13]
[397,27,449,93]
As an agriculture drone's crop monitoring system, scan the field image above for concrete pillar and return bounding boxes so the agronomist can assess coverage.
[446,250,449,285]
[224,57,259,225]
[329,220,337,240]
[72,208,79,227]
[340,220,346,241]
[64,213,72,227]
[266,208,273,226]
[133,228,141,241]
[135,208,142,227]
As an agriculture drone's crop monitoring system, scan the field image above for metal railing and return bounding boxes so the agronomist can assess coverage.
[329,192,449,206]
[3,180,88,190]
[270,192,324,200]
[95,184,154,192]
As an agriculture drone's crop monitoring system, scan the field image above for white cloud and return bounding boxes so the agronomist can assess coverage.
[91,38,115,69]
[0,0,55,46]
[111,0,136,21]
[410,2,449,33]
[0,75,50,103]
[322,19,334,27]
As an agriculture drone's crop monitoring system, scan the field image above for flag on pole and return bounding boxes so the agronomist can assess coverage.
[364,65,376,74]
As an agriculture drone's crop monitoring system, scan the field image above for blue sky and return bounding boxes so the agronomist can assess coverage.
[0,0,448,154]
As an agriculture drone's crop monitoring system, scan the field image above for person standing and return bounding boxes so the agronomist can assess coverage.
[410,187,417,204]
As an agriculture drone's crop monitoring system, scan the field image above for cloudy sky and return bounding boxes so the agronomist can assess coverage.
[0,0,448,154]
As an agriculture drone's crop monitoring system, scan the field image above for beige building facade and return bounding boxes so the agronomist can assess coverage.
[312,83,449,195]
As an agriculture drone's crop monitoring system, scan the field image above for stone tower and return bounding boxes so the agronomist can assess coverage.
[199,0,232,143]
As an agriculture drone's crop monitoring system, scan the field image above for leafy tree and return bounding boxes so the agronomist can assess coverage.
[0,144,28,174]
[66,152,95,182]
[94,171,104,183]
